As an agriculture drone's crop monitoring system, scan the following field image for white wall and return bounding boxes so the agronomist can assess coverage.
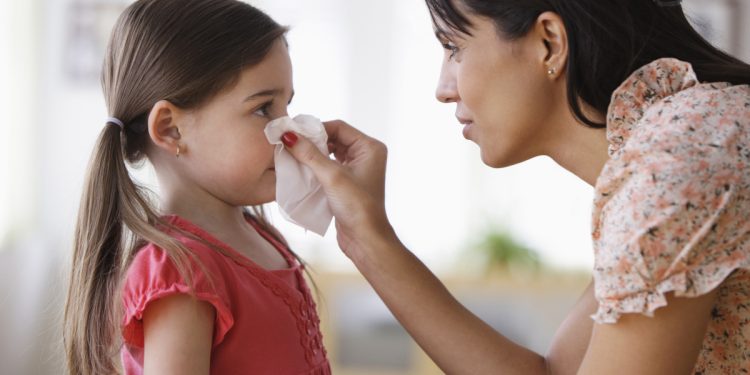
[743,1,750,62]
[0,0,38,247]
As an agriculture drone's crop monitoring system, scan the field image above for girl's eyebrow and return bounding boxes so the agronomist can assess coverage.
[244,89,283,102]
[243,89,295,104]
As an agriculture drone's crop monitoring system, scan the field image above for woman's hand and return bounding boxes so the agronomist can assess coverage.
[282,120,397,259]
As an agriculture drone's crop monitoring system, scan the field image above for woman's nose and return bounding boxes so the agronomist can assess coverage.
[435,62,458,104]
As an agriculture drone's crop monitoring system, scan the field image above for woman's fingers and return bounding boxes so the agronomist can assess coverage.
[281,131,342,187]
[281,123,390,250]
[322,119,380,151]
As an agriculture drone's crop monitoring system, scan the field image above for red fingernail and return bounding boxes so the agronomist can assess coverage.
[281,132,298,148]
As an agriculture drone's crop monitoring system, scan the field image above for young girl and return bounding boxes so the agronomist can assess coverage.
[63,1,330,374]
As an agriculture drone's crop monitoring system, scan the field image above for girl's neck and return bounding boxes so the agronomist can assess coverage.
[164,198,245,232]
[160,189,291,271]
[158,182,255,243]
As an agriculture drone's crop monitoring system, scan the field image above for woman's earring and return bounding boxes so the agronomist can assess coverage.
[547,67,557,76]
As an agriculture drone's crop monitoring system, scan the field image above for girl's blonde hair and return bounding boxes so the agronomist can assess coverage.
[64,1,288,373]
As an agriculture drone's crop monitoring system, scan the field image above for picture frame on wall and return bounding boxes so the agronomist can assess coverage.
[683,0,743,57]
[63,0,129,85]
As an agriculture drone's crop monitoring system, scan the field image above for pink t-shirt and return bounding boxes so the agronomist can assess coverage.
[120,215,331,374]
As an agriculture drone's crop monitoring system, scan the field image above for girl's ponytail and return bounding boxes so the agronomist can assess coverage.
[64,124,195,374]
[65,124,129,375]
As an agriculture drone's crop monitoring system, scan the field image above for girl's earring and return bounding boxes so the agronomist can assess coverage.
[547,66,557,76]
[175,128,182,158]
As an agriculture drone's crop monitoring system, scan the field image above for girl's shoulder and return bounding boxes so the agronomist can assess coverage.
[125,217,230,288]
[121,218,237,349]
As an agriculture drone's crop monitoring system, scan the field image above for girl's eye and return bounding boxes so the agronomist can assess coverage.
[253,102,272,117]
[441,42,459,60]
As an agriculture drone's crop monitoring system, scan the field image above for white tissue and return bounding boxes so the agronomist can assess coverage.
[264,115,332,236]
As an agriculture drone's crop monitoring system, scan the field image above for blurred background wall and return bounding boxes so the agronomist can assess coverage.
[0,0,748,374]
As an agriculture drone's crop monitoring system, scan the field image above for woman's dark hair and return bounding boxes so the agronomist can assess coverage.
[426,0,750,128]
[64,1,289,374]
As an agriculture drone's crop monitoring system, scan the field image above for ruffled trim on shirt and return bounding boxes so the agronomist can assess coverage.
[605,58,698,156]
[592,258,750,324]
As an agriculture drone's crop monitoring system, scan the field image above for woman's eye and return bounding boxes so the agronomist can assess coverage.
[253,102,272,117]
[442,42,459,60]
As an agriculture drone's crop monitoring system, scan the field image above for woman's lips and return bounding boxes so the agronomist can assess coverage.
[457,117,474,139]
[462,122,473,139]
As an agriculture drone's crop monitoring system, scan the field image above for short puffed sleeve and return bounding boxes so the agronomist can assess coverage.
[121,243,235,347]
[592,77,750,323]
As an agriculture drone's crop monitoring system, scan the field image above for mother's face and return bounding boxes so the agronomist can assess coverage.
[433,8,567,168]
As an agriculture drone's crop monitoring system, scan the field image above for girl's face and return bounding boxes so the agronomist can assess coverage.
[176,39,293,207]
[433,7,563,168]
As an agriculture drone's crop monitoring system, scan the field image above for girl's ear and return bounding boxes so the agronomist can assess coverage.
[147,100,183,155]
[534,11,568,79]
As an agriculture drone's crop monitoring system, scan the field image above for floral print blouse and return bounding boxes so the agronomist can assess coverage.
[591,58,750,373]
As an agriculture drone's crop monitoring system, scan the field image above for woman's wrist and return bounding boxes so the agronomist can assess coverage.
[346,216,403,268]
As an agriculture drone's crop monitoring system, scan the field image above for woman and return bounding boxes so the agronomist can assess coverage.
[279,0,750,373]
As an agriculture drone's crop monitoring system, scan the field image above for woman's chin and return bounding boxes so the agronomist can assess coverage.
[479,148,504,168]
[480,148,525,169]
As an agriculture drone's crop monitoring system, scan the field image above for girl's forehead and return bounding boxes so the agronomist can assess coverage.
[231,43,293,92]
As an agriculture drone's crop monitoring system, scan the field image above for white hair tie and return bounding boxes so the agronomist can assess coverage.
[106,117,125,129]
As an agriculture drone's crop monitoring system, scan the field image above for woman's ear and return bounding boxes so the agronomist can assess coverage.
[534,11,568,79]
[147,100,183,156]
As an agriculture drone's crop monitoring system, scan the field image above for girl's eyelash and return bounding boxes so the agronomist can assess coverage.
[254,101,272,117]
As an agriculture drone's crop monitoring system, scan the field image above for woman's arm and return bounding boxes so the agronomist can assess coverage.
[142,294,214,375]
[359,233,549,374]
[546,281,597,374]
[282,122,714,374]
[578,290,716,375]
[350,228,713,374]
[285,121,550,373]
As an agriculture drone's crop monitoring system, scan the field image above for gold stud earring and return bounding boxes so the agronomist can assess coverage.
[547,67,557,76]
[175,145,181,158]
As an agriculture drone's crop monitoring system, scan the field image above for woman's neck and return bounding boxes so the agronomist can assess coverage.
[545,107,611,187]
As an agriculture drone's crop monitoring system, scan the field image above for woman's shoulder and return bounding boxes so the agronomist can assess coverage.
[606,58,750,157]
[591,61,750,324]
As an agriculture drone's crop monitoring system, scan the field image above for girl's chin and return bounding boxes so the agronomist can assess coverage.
[241,189,276,207]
